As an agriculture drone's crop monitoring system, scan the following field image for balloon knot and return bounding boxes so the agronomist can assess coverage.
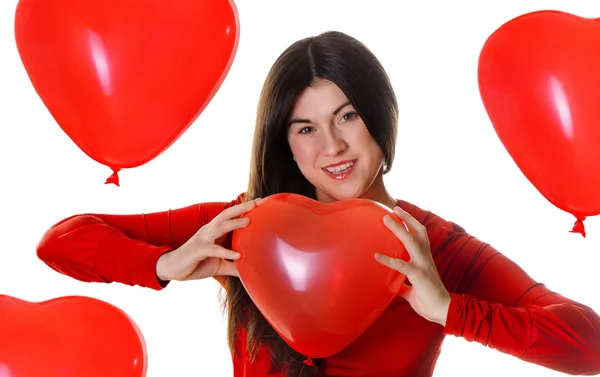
[105,168,121,186]
[299,357,316,376]
[303,357,315,366]
[569,216,586,238]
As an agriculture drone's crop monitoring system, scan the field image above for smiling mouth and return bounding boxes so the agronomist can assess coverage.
[322,160,357,180]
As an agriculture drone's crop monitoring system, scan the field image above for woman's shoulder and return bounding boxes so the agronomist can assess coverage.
[395,199,439,225]
[395,198,466,237]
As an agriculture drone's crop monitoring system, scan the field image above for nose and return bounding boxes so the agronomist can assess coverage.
[323,128,347,156]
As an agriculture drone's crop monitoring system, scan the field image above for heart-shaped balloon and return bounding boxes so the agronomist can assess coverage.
[14,0,239,185]
[231,193,408,358]
[478,10,600,234]
[0,295,146,377]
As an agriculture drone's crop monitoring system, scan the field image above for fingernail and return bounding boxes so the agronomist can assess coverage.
[231,252,241,259]
[383,215,392,222]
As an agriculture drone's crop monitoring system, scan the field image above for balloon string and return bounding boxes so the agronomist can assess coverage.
[299,357,315,376]
[569,216,586,238]
[104,168,121,186]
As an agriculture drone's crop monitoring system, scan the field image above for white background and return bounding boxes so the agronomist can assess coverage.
[2,1,600,376]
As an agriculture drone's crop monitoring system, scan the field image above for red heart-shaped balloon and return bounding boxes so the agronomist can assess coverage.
[478,11,600,224]
[14,0,239,183]
[0,295,146,377]
[231,193,408,358]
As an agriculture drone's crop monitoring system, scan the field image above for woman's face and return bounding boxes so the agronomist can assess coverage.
[287,78,385,202]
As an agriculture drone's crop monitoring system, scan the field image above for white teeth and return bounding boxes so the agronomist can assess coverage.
[325,161,354,174]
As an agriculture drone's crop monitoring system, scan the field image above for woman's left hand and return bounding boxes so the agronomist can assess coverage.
[375,206,451,326]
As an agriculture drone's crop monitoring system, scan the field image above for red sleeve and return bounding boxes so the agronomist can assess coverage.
[398,201,600,375]
[36,193,245,290]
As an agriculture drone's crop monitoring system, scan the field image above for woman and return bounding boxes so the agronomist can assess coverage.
[36,31,600,376]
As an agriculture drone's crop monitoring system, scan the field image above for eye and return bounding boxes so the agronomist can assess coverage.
[298,126,314,134]
[339,112,358,123]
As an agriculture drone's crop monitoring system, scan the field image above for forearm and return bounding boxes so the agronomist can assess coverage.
[37,214,171,289]
[444,292,600,375]
[37,195,243,288]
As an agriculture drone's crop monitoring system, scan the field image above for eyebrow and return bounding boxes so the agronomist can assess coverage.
[288,101,352,127]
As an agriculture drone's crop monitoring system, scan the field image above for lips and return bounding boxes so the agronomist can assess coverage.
[323,159,355,169]
[322,159,357,180]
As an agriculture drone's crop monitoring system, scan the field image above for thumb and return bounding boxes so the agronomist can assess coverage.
[215,260,239,277]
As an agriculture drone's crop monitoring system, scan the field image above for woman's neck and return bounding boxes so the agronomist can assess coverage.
[360,175,397,209]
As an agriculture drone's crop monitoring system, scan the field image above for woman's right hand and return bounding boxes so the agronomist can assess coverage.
[155,198,260,282]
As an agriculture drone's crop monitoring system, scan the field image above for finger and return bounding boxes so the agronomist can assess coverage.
[374,253,414,276]
[215,260,239,277]
[211,217,250,240]
[383,215,421,262]
[213,198,260,223]
[392,206,427,239]
[203,244,241,261]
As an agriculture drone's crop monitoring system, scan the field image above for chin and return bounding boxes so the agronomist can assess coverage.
[317,185,366,202]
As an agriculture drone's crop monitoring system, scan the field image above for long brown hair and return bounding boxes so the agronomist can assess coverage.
[222,31,399,376]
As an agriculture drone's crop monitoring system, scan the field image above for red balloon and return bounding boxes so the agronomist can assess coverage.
[231,193,409,358]
[0,295,146,377]
[478,10,600,236]
[14,0,239,185]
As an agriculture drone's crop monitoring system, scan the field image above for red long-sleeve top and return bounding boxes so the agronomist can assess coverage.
[36,194,600,376]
